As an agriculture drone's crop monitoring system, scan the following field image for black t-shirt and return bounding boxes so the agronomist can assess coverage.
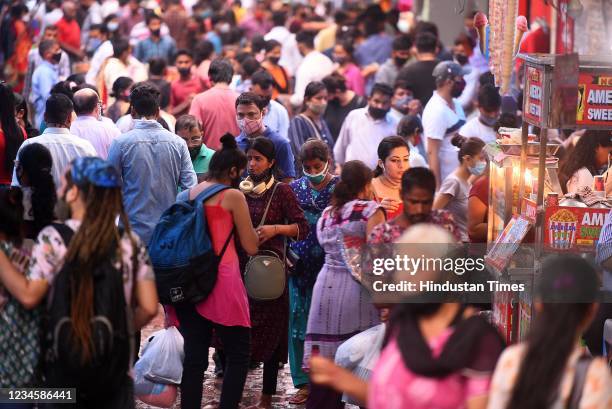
[324,94,368,142]
[396,60,440,107]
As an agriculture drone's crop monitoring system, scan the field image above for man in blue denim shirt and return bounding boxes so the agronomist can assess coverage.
[108,83,196,244]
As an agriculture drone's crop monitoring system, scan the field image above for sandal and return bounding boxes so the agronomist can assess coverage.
[288,387,309,405]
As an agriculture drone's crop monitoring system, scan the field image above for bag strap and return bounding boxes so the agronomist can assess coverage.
[218,227,235,259]
[257,182,280,228]
[299,113,323,141]
[566,354,593,409]
[194,183,230,205]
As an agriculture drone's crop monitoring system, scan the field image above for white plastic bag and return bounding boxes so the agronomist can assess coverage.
[134,362,178,408]
[335,323,386,405]
[136,326,184,385]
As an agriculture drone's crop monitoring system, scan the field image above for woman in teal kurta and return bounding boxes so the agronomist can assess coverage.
[287,140,337,404]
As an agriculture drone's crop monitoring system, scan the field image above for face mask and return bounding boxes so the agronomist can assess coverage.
[86,37,102,53]
[188,146,200,160]
[248,168,271,184]
[397,19,410,33]
[51,51,62,64]
[469,160,487,176]
[238,116,263,135]
[55,189,72,222]
[268,56,280,65]
[479,114,498,127]
[334,56,349,65]
[368,106,389,120]
[454,53,469,66]
[451,79,466,98]
[150,28,161,37]
[303,162,328,185]
[107,21,119,32]
[308,102,327,115]
[177,67,191,76]
[394,56,409,67]
[394,95,413,112]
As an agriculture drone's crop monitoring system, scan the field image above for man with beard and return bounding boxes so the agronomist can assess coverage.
[333,83,397,171]
[423,61,469,189]
[108,83,196,244]
[176,115,215,179]
[170,50,206,117]
[368,167,460,244]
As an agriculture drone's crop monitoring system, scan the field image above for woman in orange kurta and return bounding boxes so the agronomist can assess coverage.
[4,7,32,93]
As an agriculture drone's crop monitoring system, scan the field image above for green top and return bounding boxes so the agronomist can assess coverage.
[192,144,215,175]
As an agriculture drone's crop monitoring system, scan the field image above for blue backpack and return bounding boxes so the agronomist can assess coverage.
[149,184,234,305]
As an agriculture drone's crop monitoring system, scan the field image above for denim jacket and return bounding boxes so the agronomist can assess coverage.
[108,119,197,244]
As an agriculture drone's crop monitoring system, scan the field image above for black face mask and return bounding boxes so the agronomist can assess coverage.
[454,53,469,66]
[394,56,409,67]
[51,51,62,64]
[177,67,191,76]
[451,79,466,98]
[369,106,389,120]
[151,29,161,37]
[188,146,201,160]
[268,56,280,65]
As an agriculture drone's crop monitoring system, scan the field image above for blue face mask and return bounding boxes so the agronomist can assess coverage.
[469,160,487,176]
[479,114,498,128]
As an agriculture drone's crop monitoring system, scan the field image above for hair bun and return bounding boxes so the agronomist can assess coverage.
[451,134,466,148]
[220,133,238,150]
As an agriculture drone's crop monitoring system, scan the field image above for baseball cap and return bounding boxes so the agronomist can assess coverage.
[432,61,471,81]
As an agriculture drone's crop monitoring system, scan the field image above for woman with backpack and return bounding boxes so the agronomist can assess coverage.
[0,156,159,408]
[239,136,309,409]
[487,255,612,409]
[171,133,260,409]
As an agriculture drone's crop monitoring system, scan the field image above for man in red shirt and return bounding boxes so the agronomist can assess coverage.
[188,58,240,150]
[56,1,83,60]
[170,49,207,117]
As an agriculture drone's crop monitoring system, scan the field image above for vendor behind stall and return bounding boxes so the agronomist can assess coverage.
[558,130,612,194]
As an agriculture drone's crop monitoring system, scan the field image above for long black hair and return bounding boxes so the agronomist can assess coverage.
[331,160,372,210]
[0,187,24,246]
[18,143,56,237]
[505,255,600,409]
[13,92,39,139]
[558,130,612,193]
[0,83,25,174]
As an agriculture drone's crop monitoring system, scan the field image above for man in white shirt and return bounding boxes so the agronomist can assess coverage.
[264,11,302,76]
[459,84,501,144]
[250,70,290,141]
[289,31,334,108]
[85,25,114,84]
[70,88,121,159]
[12,94,97,188]
[334,83,397,170]
[423,61,469,188]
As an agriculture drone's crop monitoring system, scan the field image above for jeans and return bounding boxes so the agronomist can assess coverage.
[175,304,250,409]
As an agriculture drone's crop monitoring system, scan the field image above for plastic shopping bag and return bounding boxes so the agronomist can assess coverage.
[137,326,185,384]
[335,323,386,405]
[134,362,178,408]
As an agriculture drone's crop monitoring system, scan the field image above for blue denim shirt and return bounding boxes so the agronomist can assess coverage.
[107,119,197,244]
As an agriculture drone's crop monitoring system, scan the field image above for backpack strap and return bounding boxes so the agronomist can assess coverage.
[193,183,231,205]
[51,223,75,247]
[566,354,593,409]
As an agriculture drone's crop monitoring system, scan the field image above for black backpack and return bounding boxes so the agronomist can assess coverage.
[44,224,134,401]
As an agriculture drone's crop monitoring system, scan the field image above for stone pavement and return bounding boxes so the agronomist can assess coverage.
[135,307,304,409]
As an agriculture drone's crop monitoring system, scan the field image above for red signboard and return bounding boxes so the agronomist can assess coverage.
[524,66,544,125]
[544,206,610,252]
[577,71,612,127]
[521,198,537,224]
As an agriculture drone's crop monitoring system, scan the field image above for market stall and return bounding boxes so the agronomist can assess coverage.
[484,53,612,343]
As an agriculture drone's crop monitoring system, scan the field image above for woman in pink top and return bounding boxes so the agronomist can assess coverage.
[333,41,366,97]
[309,225,504,409]
[169,134,259,409]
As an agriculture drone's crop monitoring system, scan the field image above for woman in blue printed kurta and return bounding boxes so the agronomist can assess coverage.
[287,140,338,405]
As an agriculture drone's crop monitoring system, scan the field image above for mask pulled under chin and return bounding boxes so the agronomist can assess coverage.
[55,198,72,222]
